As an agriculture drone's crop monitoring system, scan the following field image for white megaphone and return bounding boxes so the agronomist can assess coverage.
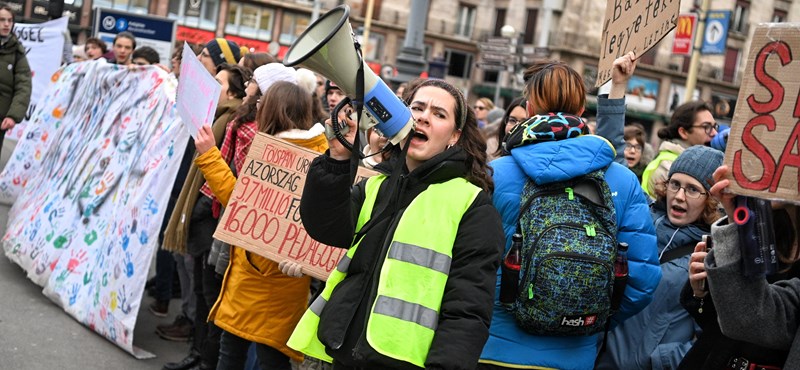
[283,5,414,147]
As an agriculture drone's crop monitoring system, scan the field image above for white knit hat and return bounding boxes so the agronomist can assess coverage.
[295,68,317,95]
[254,63,297,95]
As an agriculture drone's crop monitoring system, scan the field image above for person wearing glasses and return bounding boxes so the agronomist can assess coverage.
[624,124,652,181]
[473,97,495,129]
[597,145,724,369]
[486,97,526,161]
[641,101,718,199]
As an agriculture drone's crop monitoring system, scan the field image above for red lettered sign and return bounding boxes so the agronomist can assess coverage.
[724,23,800,202]
[213,133,378,280]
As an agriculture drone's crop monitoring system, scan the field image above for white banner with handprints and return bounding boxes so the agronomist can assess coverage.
[6,16,69,141]
[1,61,188,358]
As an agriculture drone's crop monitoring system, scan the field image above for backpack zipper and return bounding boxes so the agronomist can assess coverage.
[519,223,614,291]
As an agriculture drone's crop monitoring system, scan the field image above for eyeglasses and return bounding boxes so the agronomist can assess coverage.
[625,144,642,152]
[506,117,525,126]
[474,106,486,111]
[692,123,720,135]
[667,179,707,199]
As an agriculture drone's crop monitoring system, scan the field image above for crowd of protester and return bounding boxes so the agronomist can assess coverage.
[4,2,800,369]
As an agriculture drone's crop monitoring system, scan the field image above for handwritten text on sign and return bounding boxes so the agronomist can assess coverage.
[724,23,800,202]
[596,0,679,87]
[214,133,377,280]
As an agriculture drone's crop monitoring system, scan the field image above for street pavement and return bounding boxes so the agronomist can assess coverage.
[0,139,189,369]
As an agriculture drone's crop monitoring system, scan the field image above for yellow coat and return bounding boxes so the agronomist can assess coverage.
[195,127,328,362]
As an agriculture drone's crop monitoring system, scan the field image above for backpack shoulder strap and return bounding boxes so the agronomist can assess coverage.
[659,244,695,264]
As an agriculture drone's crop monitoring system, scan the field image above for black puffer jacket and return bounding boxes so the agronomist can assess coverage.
[300,146,504,370]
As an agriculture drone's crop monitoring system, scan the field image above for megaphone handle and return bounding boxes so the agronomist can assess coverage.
[331,97,362,156]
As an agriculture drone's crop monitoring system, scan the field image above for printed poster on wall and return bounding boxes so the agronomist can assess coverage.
[5,17,69,142]
[0,61,189,358]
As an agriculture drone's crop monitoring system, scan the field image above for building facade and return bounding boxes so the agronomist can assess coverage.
[7,0,799,141]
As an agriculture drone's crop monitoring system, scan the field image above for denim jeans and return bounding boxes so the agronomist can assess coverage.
[217,330,290,370]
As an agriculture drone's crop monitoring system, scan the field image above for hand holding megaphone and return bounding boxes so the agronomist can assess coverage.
[283,5,415,157]
[326,107,358,161]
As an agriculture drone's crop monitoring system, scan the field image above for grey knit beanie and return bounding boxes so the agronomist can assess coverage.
[668,146,724,191]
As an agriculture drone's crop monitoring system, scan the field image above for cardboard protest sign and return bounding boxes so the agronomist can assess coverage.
[1,61,189,358]
[176,42,220,138]
[723,23,800,203]
[596,0,680,87]
[214,134,378,280]
[5,17,68,142]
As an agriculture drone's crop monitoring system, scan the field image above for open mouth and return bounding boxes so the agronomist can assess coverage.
[411,131,428,142]
[670,204,687,217]
[625,155,637,163]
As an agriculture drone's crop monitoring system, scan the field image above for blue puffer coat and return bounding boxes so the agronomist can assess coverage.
[596,206,706,370]
[480,134,661,370]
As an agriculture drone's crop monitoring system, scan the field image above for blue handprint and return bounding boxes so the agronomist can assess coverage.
[139,231,148,245]
[68,283,80,306]
[124,251,134,278]
[121,234,129,251]
[145,194,158,215]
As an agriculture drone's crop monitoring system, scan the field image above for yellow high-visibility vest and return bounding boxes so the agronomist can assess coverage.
[641,150,679,197]
[287,174,480,367]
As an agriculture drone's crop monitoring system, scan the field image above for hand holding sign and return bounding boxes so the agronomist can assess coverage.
[194,125,216,155]
[609,51,637,99]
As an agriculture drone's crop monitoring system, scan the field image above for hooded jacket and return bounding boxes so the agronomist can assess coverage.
[480,133,660,370]
[597,205,706,369]
[0,34,32,123]
[642,139,689,197]
[195,127,329,362]
[299,146,504,370]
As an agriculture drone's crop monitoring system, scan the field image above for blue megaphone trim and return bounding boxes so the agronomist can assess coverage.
[364,78,412,139]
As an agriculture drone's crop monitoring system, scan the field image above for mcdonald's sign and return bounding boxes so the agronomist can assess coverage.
[672,14,697,55]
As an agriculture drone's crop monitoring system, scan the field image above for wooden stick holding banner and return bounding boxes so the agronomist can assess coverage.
[723,23,800,203]
[175,42,220,138]
[214,133,378,280]
[595,0,680,87]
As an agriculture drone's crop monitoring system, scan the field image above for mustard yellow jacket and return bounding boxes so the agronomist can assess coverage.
[195,128,328,361]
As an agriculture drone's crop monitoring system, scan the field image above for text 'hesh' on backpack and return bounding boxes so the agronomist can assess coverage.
[509,169,625,336]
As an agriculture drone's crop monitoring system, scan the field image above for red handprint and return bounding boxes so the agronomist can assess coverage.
[67,249,88,273]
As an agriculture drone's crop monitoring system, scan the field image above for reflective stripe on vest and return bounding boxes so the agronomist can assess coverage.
[288,175,480,367]
[287,175,386,363]
[641,150,679,197]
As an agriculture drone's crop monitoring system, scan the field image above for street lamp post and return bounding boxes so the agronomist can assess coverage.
[494,25,516,106]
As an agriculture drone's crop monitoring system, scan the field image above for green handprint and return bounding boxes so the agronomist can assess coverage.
[84,230,98,245]
[53,235,68,249]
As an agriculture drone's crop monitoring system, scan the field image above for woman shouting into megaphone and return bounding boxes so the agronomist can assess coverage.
[280,79,504,370]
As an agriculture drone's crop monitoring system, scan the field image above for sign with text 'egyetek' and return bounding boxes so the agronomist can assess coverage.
[596,0,680,87]
[724,23,800,203]
[214,134,378,280]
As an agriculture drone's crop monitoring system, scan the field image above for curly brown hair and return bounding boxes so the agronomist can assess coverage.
[653,179,721,226]
[403,79,494,193]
